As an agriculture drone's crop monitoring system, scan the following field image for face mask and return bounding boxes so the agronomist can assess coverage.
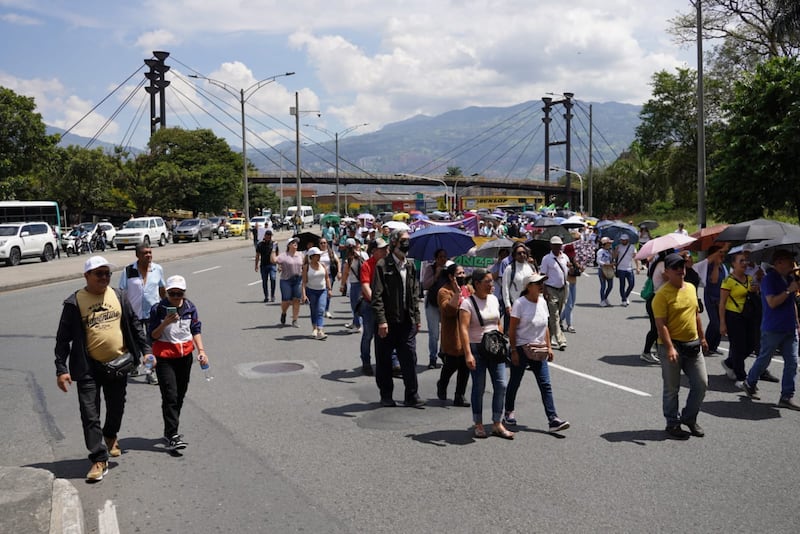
[398,239,410,253]
[456,276,467,286]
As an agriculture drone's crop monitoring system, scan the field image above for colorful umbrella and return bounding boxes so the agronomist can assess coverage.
[686,223,729,251]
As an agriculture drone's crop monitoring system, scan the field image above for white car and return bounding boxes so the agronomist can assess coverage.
[114,216,169,250]
[0,221,58,266]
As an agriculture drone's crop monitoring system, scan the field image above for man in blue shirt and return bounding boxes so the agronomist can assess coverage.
[742,249,800,409]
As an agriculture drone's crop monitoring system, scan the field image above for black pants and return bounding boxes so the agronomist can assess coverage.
[155,355,193,438]
[375,320,418,402]
[643,296,658,354]
[438,354,469,399]
[77,367,127,463]
[724,310,758,380]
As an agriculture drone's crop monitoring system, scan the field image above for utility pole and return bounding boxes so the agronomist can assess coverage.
[588,104,593,216]
[696,1,707,229]
[542,92,574,205]
[144,51,170,136]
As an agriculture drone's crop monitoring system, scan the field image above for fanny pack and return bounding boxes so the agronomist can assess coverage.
[673,339,702,358]
[97,352,135,378]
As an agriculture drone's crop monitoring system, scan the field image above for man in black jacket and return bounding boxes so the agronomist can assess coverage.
[372,230,425,407]
[55,256,150,481]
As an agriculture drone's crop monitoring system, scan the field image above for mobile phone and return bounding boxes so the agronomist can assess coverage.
[166,306,177,315]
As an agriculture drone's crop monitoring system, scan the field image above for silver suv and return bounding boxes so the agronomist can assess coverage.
[114,216,168,250]
[0,222,58,266]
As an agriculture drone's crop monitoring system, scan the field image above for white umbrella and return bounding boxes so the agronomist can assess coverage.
[382,220,410,231]
[357,213,375,221]
[634,233,696,260]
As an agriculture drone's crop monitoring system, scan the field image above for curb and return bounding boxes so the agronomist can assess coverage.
[50,477,84,534]
[0,467,84,534]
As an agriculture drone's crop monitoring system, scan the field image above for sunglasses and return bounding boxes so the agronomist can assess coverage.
[167,290,185,297]
[92,270,112,278]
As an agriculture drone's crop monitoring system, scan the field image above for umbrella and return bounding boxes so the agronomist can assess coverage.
[294,231,320,251]
[533,217,560,227]
[595,219,615,229]
[638,220,659,230]
[392,212,410,221]
[342,216,357,223]
[635,233,696,260]
[536,225,575,243]
[521,211,538,219]
[561,215,585,229]
[584,216,599,227]
[599,221,639,244]
[357,213,375,221]
[686,223,730,251]
[319,213,341,226]
[745,231,800,263]
[381,220,410,231]
[474,238,515,258]
[408,225,476,261]
[715,218,800,243]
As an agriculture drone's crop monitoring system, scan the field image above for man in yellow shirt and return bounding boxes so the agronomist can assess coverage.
[653,253,709,439]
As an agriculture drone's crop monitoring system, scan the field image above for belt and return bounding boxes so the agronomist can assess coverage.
[545,284,565,290]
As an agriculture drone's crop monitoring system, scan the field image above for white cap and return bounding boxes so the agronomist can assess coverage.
[346,238,358,247]
[306,246,322,256]
[549,236,563,245]
[620,234,630,241]
[165,275,187,290]
[600,236,612,244]
[83,256,115,273]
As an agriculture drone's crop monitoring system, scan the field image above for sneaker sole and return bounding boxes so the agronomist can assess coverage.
[549,421,570,432]
[87,467,109,481]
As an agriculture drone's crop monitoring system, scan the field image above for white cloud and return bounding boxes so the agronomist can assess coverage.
[134,29,180,55]
[1,13,42,25]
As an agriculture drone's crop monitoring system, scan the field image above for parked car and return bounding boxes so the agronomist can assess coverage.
[173,218,214,242]
[249,216,270,230]
[115,216,169,250]
[0,221,58,266]
[208,216,226,237]
[227,218,245,236]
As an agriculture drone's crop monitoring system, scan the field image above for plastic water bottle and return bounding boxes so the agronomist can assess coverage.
[200,360,213,381]
[144,354,155,371]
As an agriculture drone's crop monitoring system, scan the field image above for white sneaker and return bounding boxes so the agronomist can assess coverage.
[721,359,736,380]
[324,311,333,319]
[640,352,660,364]
[316,330,328,340]
[312,328,318,338]
[599,300,609,307]
[344,322,355,329]
[622,299,629,307]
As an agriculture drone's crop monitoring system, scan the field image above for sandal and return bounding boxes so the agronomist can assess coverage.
[491,427,515,440]
[473,425,487,439]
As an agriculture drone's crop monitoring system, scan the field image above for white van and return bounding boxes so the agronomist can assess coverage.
[284,206,314,228]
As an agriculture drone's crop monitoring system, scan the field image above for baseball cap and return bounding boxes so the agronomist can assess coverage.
[373,237,388,249]
[549,236,563,245]
[664,252,686,270]
[620,234,630,241]
[165,275,187,290]
[306,246,322,256]
[600,236,612,245]
[287,237,299,246]
[84,256,115,273]
[523,272,548,285]
[345,238,358,247]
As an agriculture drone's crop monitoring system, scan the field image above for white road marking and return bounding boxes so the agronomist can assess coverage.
[549,363,652,397]
[193,266,221,274]
[98,499,120,534]
[248,280,261,286]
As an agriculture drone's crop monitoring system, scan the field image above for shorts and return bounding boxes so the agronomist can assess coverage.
[280,275,302,301]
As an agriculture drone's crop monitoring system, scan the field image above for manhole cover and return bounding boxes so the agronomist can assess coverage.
[252,362,305,374]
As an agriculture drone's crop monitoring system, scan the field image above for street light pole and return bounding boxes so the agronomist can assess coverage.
[394,173,449,213]
[304,122,368,214]
[550,166,584,213]
[289,93,320,230]
[188,71,294,235]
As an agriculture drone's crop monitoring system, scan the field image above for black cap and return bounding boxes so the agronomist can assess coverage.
[664,252,686,269]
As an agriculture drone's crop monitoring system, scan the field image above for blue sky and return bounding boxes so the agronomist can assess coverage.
[1,0,697,154]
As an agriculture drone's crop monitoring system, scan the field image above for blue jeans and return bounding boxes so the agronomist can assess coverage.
[599,272,613,302]
[259,264,276,300]
[617,269,634,301]
[280,276,302,301]
[746,330,799,399]
[560,281,577,327]
[348,282,362,327]
[505,350,558,422]
[360,300,376,366]
[658,341,708,426]
[425,304,440,364]
[306,287,327,329]
[469,342,507,424]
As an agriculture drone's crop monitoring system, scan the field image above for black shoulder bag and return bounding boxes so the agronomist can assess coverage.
[469,295,510,364]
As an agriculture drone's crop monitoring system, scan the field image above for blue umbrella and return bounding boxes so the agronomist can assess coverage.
[408,225,475,261]
[599,221,639,245]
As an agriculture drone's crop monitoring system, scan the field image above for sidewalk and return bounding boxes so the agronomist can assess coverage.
[0,466,83,534]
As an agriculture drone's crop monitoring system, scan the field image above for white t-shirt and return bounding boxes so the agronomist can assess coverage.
[510,296,549,345]
[305,263,327,291]
[502,261,535,308]
[459,294,502,344]
[614,243,636,272]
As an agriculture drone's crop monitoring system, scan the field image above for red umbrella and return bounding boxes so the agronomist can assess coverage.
[687,224,730,251]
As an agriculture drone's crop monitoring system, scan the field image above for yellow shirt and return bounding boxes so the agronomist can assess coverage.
[721,274,752,314]
[76,288,126,362]
[652,282,699,344]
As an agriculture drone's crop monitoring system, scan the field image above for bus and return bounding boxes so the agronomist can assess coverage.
[0,201,62,235]
[458,194,545,212]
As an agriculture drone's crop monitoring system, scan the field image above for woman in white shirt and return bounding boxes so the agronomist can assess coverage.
[459,268,513,440]
[302,247,331,340]
[504,273,570,432]
[502,243,535,327]
[596,237,614,307]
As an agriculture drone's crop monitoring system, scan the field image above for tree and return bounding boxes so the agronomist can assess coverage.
[708,56,800,222]
[445,166,463,177]
[0,87,59,198]
[44,146,117,223]
[248,184,280,216]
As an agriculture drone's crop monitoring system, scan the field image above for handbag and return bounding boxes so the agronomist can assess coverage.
[100,352,135,378]
[641,277,655,300]
[469,296,510,364]
[601,264,615,280]
[522,342,550,361]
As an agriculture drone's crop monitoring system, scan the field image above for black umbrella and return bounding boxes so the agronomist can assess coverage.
[638,220,659,230]
[745,231,800,263]
[533,217,560,227]
[536,225,575,243]
[294,231,321,251]
[474,238,515,258]
[715,218,800,244]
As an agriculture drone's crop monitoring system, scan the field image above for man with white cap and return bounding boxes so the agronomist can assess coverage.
[613,234,636,306]
[55,256,150,481]
[539,236,572,350]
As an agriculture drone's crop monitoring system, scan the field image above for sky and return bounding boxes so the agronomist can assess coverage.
[0,0,698,156]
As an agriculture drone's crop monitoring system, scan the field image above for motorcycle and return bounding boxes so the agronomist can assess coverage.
[217,225,230,239]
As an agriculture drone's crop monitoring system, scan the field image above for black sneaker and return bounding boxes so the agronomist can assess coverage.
[403,396,426,409]
[683,421,705,437]
[742,381,760,400]
[392,367,403,378]
[166,434,187,451]
[380,398,397,407]
[361,364,374,376]
[280,312,286,325]
[760,369,780,383]
[665,425,690,440]
[548,417,570,432]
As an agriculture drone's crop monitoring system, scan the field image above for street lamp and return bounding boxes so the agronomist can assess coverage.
[289,92,319,230]
[189,71,294,234]
[394,173,449,213]
[452,173,479,214]
[304,122,368,214]
[549,166,583,213]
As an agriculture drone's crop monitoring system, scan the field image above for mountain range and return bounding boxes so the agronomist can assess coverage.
[51,100,641,189]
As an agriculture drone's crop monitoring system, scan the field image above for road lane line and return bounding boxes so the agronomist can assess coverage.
[193,266,221,274]
[248,280,261,286]
[549,363,651,397]
[98,499,120,534]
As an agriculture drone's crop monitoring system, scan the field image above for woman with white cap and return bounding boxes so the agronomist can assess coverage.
[276,237,303,327]
[302,246,331,339]
[596,237,614,307]
[148,275,208,452]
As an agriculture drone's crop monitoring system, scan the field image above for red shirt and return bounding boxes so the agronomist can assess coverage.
[360,256,379,302]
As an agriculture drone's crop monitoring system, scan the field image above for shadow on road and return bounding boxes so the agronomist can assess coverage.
[600,429,671,445]
[599,353,649,367]
[406,429,475,447]
[26,458,113,481]
[321,402,382,418]
[321,368,362,383]
[700,398,782,421]
[512,425,566,439]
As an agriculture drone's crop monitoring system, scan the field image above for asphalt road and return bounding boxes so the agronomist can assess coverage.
[2,239,799,533]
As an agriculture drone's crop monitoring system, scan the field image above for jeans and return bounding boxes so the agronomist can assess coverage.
[617,269,635,301]
[659,341,708,426]
[360,300,376,366]
[425,304,441,363]
[348,282,363,328]
[77,367,127,463]
[280,276,302,301]
[375,320,418,402]
[560,281,577,327]
[259,264,276,300]
[704,295,722,351]
[746,330,799,399]
[306,287,327,329]
[469,342,507,423]
[599,272,613,303]
[723,310,757,381]
[155,355,194,438]
[545,285,567,346]
[505,350,557,421]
